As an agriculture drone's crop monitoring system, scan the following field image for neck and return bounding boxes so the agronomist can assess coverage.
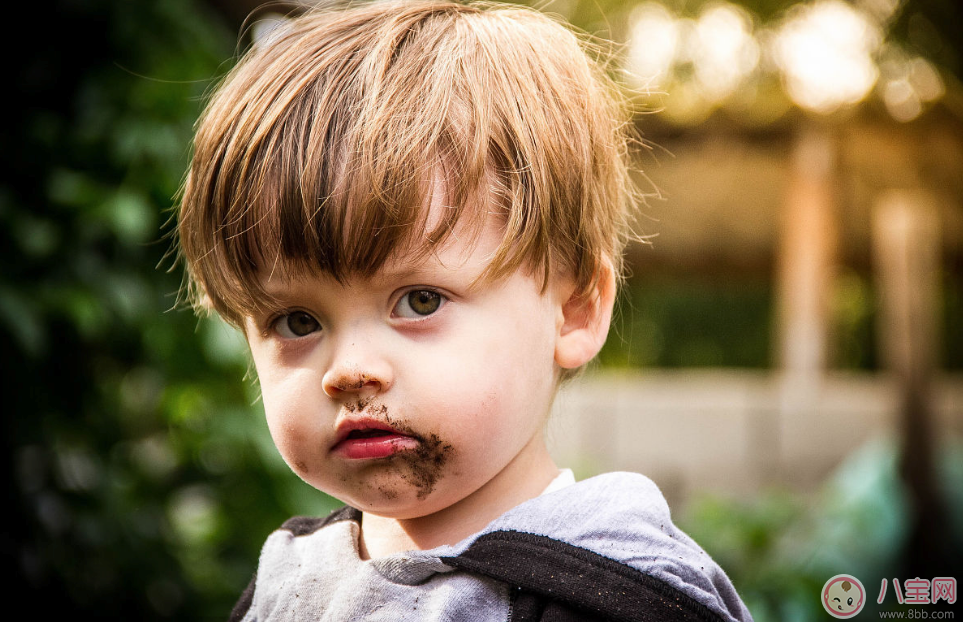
[359,435,559,559]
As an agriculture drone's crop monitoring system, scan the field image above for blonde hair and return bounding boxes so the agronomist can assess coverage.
[178,0,636,326]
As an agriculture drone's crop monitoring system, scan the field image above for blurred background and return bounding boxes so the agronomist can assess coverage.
[3,0,960,619]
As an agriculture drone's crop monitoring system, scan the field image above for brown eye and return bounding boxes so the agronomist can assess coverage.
[275,311,320,338]
[394,290,444,318]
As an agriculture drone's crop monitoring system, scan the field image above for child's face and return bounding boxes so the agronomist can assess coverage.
[243,212,568,518]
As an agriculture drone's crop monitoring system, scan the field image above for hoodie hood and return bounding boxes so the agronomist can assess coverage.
[234,471,752,622]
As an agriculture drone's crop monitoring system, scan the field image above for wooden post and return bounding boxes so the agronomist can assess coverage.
[874,191,940,386]
[776,124,838,378]
[773,124,838,482]
[872,189,945,575]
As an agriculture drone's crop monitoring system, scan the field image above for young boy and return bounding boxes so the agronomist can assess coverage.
[178,1,752,620]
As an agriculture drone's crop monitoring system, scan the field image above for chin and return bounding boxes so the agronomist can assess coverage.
[336,486,439,517]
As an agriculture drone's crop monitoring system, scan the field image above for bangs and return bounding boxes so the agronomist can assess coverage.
[178,1,634,325]
[182,5,487,324]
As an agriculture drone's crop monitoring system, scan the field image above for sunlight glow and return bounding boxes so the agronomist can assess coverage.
[878,44,945,122]
[626,1,759,106]
[772,0,882,113]
[689,3,760,102]
[626,2,680,91]
[622,0,944,123]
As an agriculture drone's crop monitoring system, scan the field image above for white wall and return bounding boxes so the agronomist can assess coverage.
[547,369,963,510]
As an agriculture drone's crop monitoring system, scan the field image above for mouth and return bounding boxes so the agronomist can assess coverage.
[346,428,396,440]
[332,416,420,460]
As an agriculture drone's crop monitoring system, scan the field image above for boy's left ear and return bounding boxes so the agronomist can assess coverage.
[554,258,617,369]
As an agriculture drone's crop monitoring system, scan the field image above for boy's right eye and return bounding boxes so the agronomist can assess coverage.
[273,311,321,339]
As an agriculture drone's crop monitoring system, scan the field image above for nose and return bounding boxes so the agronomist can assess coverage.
[321,340,392,399]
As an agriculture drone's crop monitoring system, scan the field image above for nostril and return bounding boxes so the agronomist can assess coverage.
[335,374,379,392]
[325,371,384,398]
[336,378,366,392]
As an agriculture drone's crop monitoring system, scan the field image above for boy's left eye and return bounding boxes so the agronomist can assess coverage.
[394,290,445,318]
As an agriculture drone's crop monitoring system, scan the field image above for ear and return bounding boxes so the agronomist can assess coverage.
[554,258,617,369]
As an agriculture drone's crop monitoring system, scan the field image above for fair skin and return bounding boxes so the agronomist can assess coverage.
[243,209,615,559]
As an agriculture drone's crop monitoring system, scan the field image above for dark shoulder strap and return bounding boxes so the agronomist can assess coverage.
[228,574,256,622]
[279,505,361,536]
[442,530,725,622]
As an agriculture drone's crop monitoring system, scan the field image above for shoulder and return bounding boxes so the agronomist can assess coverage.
[442,472,752,622]
[259,504,362,571]
[228,506,361,622]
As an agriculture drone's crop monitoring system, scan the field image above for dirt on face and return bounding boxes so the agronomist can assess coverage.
[350,402,454,500]
[392,428,453,499]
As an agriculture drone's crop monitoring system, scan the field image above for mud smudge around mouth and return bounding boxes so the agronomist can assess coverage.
[376,485,398,500]
[344,396,375,413]
[349,403,454,500]
[394,428,454,499]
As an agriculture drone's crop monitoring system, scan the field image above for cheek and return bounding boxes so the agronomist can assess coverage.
[429,302,557,427]
[417,350,550,464]
[258,371,326,459]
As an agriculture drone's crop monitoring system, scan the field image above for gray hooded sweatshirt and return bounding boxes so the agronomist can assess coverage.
[231,471,753,622]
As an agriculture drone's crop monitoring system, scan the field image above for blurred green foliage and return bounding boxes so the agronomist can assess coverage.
[679,438,963,621]
[3,0,338,618]
[600,277,774,368]
[4,0,960,619]
[604,268,963,371]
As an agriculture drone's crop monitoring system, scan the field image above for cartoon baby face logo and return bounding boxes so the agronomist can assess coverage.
[822,574,866,618]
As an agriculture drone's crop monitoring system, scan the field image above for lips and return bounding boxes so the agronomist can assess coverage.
[332,417,419,459]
